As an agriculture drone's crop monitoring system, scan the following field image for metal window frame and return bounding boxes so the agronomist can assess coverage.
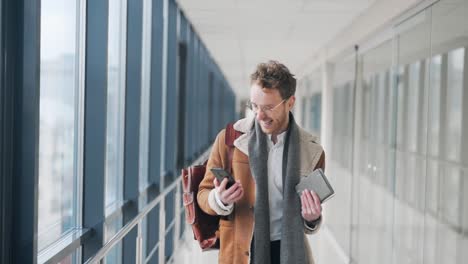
[76,0,88,257]
[146,0,165,260]
[162,0,178,188]
[1,0,19,263]
[36,0,89,262]
[148,0,163,191]
[122,0,144,262]
[82,0,109,261]
[5,0,41,263]
[101,2,130,260]
[0,1,238,264]
[159,0,169,191]
[175,9,186,172]
[0,0,90,262]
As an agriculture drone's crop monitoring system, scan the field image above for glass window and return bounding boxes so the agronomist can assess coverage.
[104,2,127,262]
[310,93,321,137]
[428,55,442,157]
[426,160,439,214]
[139,0,152,192]
[104,216,123,264]
[375,72,385,145]
[428,1,468,262]
[445,48,464,162]
[38,0,80,252]
[440,165,462,228]
[407,62,420,153]
[57,251,79,264]
[105,0,127,216]
[362,77,371,141]
[396,65,407,149]
[301,97,308,129]
[393,10,431,263]
[370,75,378,144]
[138,0,152,257]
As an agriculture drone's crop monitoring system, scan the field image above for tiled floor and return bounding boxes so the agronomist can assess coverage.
[173,224,219,264]
[173,223,340,264]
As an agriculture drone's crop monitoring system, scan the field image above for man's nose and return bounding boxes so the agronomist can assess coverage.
[256,110,267,120]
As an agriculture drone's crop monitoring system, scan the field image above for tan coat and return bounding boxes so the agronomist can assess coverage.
[197,116,325,264]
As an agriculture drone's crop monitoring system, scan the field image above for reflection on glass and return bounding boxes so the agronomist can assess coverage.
[104,216,123,264]
[446,48,464,162]
[430,2,468,262]
[407,62,420,153]
[57,252,78,264]
[323,1,468,263]
[362,77,371,141]
[441,165,461,228]
[428,55,441,157]
[309,93,321,137]
[38,0,78,251]
[370,75,378,144]
[396,66,406,149]
[376,72,385,145]
[139,0,153,192]
[301,97,308,129]
[425,160,439,214]
[105,0,127,215]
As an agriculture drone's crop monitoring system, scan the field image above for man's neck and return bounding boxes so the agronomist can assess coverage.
[270,113,290,144]
[271,125,289,145]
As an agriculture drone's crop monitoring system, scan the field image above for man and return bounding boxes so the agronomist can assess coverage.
[198,60,325,264]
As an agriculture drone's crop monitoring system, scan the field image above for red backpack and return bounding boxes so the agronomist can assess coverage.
[181,123,242,250]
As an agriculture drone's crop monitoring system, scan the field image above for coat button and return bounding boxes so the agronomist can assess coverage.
[245,251,249,256]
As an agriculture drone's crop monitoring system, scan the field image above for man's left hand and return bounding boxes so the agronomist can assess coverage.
[300,190,322,222]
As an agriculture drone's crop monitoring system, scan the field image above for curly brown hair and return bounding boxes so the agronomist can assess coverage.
[250,60,296,99]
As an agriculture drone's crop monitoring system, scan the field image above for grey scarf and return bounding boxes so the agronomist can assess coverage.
[248,113,306,264]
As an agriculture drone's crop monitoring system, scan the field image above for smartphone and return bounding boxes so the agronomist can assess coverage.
[211,168,235,188]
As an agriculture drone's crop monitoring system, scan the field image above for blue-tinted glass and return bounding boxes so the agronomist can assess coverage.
[139,0,152,191]
[38,0,79,251]
[105,0,127,215]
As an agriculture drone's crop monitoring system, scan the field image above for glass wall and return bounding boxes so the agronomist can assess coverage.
[105,0,127,216]
[324,0,468,263]
[139,0,153,193]
[138,0,153,258]
[425,0,468,262]
[327,56,356,258]
[309,93,322,137]
[13,0,237,262]
[37,0,81,253]
[392,9,431,264]
[298,74,322,137]
[104,0,127,262]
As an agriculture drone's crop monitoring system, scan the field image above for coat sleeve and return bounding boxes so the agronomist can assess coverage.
[304,151,326,234]
[197,129,233,216]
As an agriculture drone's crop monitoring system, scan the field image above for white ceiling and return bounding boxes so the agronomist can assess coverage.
[176,0,376,99]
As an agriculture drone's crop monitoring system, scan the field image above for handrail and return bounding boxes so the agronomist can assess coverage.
[85,178,181,264]
[85,147,211,264]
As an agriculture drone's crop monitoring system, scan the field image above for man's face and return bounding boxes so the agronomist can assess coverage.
[249,82,295,135]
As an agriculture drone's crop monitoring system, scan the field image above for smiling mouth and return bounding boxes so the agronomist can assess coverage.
[262,120,273,128]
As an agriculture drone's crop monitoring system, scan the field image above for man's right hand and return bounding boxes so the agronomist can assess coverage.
[214,178,244,205]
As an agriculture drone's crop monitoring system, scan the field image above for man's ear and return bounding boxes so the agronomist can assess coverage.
[287,96,296,110]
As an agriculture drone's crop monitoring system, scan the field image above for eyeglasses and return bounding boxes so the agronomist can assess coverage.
[246,99,286,114]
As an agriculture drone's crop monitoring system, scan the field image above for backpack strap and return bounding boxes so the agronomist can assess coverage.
[224,123,243,174]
